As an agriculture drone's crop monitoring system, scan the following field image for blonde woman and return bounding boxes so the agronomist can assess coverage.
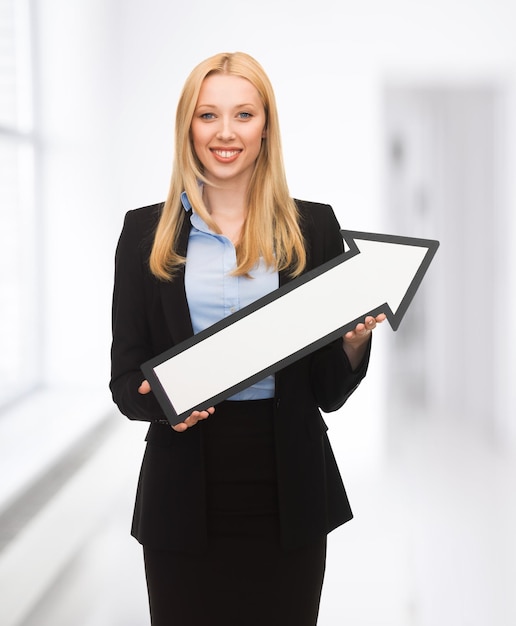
[110,51,384,626]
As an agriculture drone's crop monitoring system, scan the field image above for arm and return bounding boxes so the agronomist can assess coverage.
[343,314,385,370]
[310,332,370,413]
[109,209,166,422]
[110,209,216,429]
[310,313,385,412]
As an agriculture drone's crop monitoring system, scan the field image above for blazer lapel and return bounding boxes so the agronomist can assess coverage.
[159,212,195,345]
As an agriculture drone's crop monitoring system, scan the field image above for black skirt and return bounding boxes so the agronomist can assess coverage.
[143,399,327,626]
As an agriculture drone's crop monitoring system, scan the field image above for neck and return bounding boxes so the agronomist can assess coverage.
[202,184,248,243]
[203,184,247,217]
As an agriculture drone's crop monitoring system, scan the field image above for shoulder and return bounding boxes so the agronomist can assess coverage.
[294,198,340,232]
[114,203,164,267]
[294,198,336,218]
[122,202,163,231]
[117,202,163,247]
[293,198,343,267]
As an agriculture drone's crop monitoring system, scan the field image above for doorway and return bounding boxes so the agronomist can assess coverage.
[383,84,505,438]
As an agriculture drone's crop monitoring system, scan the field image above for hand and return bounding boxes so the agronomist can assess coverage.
[343,314,386,347]
[171,407,216,433]
[342,314,386,370]
[138,379,215,432]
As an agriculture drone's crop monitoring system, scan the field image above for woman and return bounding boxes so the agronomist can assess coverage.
[110,51,385,626]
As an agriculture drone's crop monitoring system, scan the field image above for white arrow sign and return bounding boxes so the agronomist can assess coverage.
[142,231,439,424]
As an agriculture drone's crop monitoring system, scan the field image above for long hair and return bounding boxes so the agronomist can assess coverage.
[149,51,306,280]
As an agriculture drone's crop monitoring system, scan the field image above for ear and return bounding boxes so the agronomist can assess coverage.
[262,127,268,139]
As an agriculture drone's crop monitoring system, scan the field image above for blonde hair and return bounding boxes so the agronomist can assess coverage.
[149,51,306,280]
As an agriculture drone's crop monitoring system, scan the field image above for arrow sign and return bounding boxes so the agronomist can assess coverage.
[142,231,439,425]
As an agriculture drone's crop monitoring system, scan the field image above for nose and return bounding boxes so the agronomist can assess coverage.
[216,116,236,141]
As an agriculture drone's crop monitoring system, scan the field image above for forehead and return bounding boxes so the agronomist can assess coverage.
[196,74,263,107]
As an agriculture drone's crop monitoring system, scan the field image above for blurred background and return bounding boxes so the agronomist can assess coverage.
[1,0,515,624]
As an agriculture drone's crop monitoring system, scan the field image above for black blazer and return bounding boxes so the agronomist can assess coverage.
[110,199,371,552]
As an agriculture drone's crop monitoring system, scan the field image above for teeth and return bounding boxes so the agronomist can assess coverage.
[214,150,239,158]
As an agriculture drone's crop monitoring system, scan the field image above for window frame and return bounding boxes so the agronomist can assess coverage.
[0,0,42,411]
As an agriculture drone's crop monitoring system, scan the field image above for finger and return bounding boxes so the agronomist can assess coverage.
[365,315,386,330]
[186,411,202,427]
[345,323,365,339]
[370,313,386,325]
[172,422,188,432]
[138,379,151,394]
[188,409,212,424]
[177,407,216,431]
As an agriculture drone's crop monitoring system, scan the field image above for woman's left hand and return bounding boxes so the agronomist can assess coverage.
[342,313,386,370]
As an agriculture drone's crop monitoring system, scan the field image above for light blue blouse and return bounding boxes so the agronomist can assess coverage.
[182,192,278,400]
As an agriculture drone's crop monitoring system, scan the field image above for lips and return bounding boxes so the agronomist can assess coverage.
[210,148,242,163]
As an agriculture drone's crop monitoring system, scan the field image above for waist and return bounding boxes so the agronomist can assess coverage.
[203,398,276,483]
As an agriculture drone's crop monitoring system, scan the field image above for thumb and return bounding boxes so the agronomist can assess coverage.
[138,379,152,394]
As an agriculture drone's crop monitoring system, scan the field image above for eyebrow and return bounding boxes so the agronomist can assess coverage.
[195,102,259,109]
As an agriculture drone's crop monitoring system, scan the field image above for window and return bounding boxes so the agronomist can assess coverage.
[0,0,39,408]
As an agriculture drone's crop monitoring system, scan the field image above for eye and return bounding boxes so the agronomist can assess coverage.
[199,112,215,120]
[237,112,252,119]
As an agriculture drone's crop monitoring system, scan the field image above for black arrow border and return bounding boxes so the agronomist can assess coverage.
[142,231,440,424]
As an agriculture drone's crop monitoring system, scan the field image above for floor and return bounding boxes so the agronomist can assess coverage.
[3,394,516,626]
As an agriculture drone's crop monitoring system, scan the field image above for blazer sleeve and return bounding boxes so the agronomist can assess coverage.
[109,209,166,422]
[310,337,371,413]
[304,202,371,413]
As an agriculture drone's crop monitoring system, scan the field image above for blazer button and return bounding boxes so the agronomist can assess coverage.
[275,398,281,409]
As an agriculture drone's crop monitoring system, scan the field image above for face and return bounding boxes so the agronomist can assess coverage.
[190,73,267,189]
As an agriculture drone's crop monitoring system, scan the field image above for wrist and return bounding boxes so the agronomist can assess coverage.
[342,337,369,371]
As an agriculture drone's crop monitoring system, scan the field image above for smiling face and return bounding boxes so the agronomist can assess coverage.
[190,73,267,190]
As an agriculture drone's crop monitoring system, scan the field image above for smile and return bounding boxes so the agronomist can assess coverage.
[211,149,242,162]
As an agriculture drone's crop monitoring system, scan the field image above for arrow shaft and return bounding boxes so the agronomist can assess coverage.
[145,232,439,423]
[155,256,384,416]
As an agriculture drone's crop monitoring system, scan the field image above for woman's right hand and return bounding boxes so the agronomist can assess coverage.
[171,406,215,432]
[138,379,215,432]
